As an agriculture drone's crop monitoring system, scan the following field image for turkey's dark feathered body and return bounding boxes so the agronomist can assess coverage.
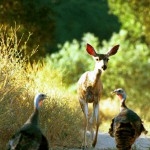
[109,107,147,150]
[7,109,49,150]
[113,122,136,150]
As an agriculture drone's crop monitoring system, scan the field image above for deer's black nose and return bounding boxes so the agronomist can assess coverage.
[102,65,107,70]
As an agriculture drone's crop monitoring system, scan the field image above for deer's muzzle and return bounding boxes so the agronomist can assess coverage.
[102,65,107,70]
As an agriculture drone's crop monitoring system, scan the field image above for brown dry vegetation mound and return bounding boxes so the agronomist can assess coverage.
[0,26,82,149]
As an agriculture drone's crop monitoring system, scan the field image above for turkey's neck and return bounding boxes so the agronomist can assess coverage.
[121,99,126,107]
[26,108,39,126]
[118,95,127,111]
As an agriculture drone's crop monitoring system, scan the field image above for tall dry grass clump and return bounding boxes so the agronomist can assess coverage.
[0,25,82,149]
[27,62,83,148]
[0,25,35,148]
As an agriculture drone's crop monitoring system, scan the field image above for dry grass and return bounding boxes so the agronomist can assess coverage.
[0,26,82,149]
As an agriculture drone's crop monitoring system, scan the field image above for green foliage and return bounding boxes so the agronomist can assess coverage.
[46,33,100,91]
[0,0,120,54]
[48,31,150,120]
[101,30,150,114]
[52,0,120,47]
[108,0,150,45]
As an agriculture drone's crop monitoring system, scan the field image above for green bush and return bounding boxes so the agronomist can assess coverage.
[102,30,150,119]
[46,33,100,91]
[47,31,150,120]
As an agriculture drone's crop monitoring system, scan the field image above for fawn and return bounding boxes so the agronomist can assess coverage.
[77,43,119,149]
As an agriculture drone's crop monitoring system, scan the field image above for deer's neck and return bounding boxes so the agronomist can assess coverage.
[94,68,102,76]
[92,68,102,86]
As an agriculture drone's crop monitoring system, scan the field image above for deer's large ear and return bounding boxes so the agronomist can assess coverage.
[107,45,119,56]
[86,43,97,56]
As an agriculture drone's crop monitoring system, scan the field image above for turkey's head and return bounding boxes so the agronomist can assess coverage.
[34,93,47,109]
[111,88,126,100]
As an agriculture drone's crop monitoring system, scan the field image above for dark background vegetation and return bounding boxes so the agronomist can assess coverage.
[0,0,120,55]
[0,0,150,149]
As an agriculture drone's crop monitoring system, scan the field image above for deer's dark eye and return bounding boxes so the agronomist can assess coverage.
[95,58,99,61]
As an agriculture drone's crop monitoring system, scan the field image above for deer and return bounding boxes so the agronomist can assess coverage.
[77,43,119,149]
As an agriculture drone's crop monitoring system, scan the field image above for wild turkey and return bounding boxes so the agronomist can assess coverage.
[7,93,49,150]
[109,88,148,150]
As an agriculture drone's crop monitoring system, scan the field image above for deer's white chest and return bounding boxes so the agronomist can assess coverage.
[78,71,102,90]
[88,71,99,83]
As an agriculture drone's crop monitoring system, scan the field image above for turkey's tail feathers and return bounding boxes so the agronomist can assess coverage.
[39,135,49,150]
[115,122,136,150]
[141,123,148,135]
[109,118,114,137]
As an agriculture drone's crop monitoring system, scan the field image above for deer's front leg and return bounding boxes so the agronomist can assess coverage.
[92,100,100,147]
[79,99,88,149]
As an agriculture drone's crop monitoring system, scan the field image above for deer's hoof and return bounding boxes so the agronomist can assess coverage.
[81,145,88,150]
[92,142,96,148]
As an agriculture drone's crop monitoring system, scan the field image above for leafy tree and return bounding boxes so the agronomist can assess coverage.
[0,0,55,57]
[0,0,120,56]
[108,0,150,46]
[51,0,120,50]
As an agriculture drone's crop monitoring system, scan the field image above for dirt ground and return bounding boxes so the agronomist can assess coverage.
[94,132,150,150]
[56,132,150,150]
